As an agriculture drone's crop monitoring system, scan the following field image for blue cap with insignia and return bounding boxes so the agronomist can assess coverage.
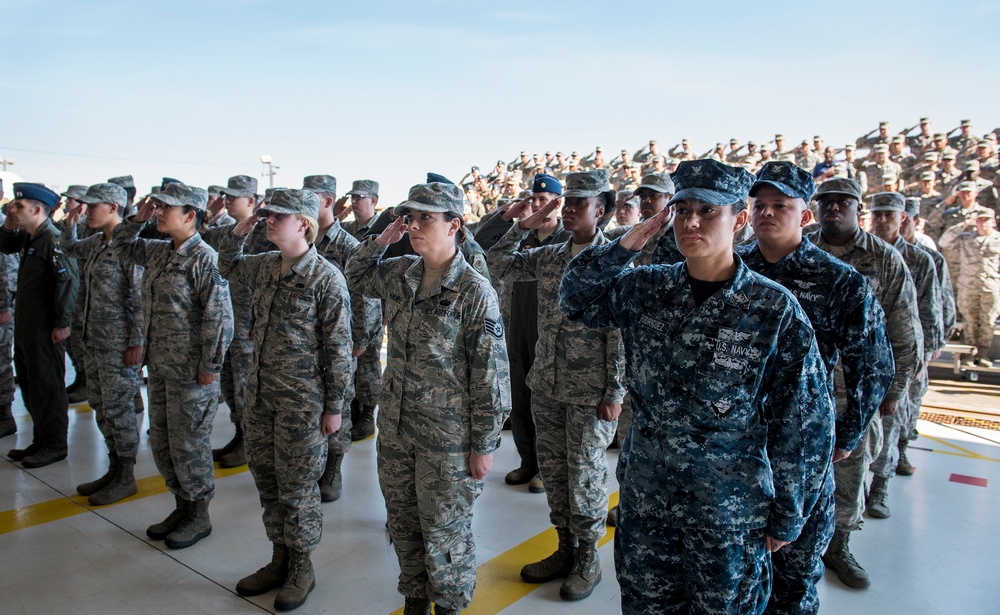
[668,159,754,207]
[12,183,60,209]
[532,174,562,196]
[751,161,815,202]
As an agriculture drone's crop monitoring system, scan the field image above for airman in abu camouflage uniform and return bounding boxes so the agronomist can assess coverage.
[61,183,145,506]
[488,169,625,602]
[113,182,234,550]
[219,188,354,611]
[559,159,834,615]
[346,182,510,615]
[740,162,892,615]
[61,184,91,404]
[806,179,921,590]
[0,186,19,439]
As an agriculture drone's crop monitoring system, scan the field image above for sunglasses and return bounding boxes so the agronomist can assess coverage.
[257,210,290,220]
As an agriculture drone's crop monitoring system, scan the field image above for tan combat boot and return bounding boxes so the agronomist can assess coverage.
[236,543,289,596]
[560,539,602,600]
[521,527,576,583]
[274,550,315,611]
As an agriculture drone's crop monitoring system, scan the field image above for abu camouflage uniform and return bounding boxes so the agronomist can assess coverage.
[346,237,510,611]
[559,245,834,615]
[488,224,625,544]
[0,211,18,415]
[341,217,384,418]
[938,224,1000,360]
[218,233,353,553]
[112,219,234,503]
[61,222,144,460]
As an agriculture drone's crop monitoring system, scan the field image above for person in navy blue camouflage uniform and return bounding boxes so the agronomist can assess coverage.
[560,159,835,615]
[739,162,894,615]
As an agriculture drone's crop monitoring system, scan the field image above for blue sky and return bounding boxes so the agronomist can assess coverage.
[2,0,998,201]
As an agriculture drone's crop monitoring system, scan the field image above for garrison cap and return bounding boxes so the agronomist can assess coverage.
[636,172,675,195]
[259,188,320,219]
[13,183,60,209]
[150,183,209,210]
[562,169,611,199]
[426,172,454,185]
[394,182,464,217]
[108,175,134,190]
[903,198,921,218]
[302,175,337,194]
[869,192,905,213]
[220,175,258,198]
[345,179,379,197]
[78,183,128,209]
[815,178,863,202]
[532,174,562,196]
[751,161,815,202]
[60,185,88,200]
[668,160,753,207]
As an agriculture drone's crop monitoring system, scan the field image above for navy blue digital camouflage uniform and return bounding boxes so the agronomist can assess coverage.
[741,238,893,615]
[560,243,835,615]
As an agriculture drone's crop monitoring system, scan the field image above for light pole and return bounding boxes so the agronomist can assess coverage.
[260,155,278,188]
[0,156,13,172]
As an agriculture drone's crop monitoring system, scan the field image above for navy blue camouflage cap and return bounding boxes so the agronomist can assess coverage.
[220,175,258,198]
[60,185,89,200]
[562,169,611,198]
[150,183,209,210]
[903,198,920,218]
[259,188,320,219]
[814,178,862,201]
[751,161,815,202]
[668,159,753,207]
[345,179,379,197]
[532,174,562,196]
[393,182,464,217]
[302,175,337,194]
[636,172,675,195]
[869,192,905,213]
[107,175,134,190]
[13,183,60,209]
[78,183,128,209]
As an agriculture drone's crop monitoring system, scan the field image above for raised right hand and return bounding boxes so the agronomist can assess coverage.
[620,207,671,252]
[517,197,561,230]
[134,198,157,222]
[375,216,408,247]
[233,214,258,237]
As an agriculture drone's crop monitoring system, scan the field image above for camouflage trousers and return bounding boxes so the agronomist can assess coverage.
[67,303,86,378]
[244,399,327,552]
[870,390,910,479]
[833,417,883,532]
[905,358,930,441]
[765,465,835,615]
[83,344,141,459]
[353,339,383,407]
[378,404,484,611]
[0,308,13,408]
[221,338,253,425]
[532,392,616,542]
[615,509,770,615]
[957,288,1000,357]
[147,372,220,502]
[327,358,356,457]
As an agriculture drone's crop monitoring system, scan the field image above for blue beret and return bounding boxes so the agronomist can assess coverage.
[532,174,562,196]
[751,161,815,202]
[668,160,754,207]
[426,172,454,185]
[12,183,60,209]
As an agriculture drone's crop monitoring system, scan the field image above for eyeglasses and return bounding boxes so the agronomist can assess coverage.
[257,210,290,220]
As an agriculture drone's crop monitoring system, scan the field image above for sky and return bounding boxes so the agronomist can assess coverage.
[2,0,999,201]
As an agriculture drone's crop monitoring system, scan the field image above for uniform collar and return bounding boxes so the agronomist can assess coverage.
[557,228,608,257]
[174,232,204,256]
[404,250,468,297]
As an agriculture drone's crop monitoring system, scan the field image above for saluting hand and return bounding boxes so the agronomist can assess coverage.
[333,196,351,221]
[620,207,671,252]
[517,197,561,231]
[233,214,258,237]
[64,204,86,228]
[501,196,532,221]
[134,198,157,223]
[375,216,408,247]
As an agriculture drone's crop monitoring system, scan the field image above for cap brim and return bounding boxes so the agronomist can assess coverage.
[668,187,739,207]
[562,189,602,199]
[869,205,903,213]
[749,180,802,200]
[635,185,672,194]
[219,187,254,198]
[258,204,300,216]
[815,189,862,200]
[345,191,374,197]
[150,193,183,207]
[393,201,451,216]
[77,195,108,205]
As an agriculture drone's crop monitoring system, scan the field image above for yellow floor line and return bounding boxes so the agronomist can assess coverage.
[388,492,620,615]
[0,464,249,535]
[921,433,1000,462]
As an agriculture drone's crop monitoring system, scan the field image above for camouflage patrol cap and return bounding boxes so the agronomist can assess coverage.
[891,135,905,143]
[903,198,920,218]
[636,172,675,195]
[621,149,629,155]
[263,188,276,203]
[345,179,379,197]
[596,147,603,153]
[60,185,88,199]
[220,175,258,198]
[730,138,739,145]
[978,140,991,147]
[751,161,815,202]
[681,138,690,145]
[520,151,528,156]
[78,183,128,209]
[879,121,889,128]
[207,185,225,196]
[651,155,665,163]
[150,183,209,210]
[942,151,957,160]
[394,182,464,217]
[108,175,135,190]
[556,151,565,157]
[259,188,320,219]
[880,172,898,184]
[869,192,905,213]
[964,160,981,171]
[956,181,978,192]
[759,143,772,152]
[747,140,757,147]
[302,175,337,195]
[562,169,611,198]
[814,178,862,201]
[649,140,657,145]
[933,132,946,139]
[922,152,939,161]
[845,144,856,151]
[668,159,753,207]
[571,151,580,157]
[977,209,996,221]
[961,119,972,127]
[814,135,823,140]
[919,171,936,181]
[919,117,930,123]
[873,144,889,153]
[775,134,785,140]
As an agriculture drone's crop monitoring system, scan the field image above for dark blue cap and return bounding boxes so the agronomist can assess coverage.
[668,159,753,207]
[426,172,454,185]
[532,174,562,196]
[751,161,815,202]
[161,177,182,190]
[12,183,60,209]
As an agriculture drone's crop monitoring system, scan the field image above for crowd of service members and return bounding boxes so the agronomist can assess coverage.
[0,115,995,614]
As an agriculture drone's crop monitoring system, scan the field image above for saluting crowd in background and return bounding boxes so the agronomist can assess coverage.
[0,115,996,615]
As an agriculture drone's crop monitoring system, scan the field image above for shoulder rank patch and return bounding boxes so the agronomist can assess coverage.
[212,267,228,287]
[484,316,504,340]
